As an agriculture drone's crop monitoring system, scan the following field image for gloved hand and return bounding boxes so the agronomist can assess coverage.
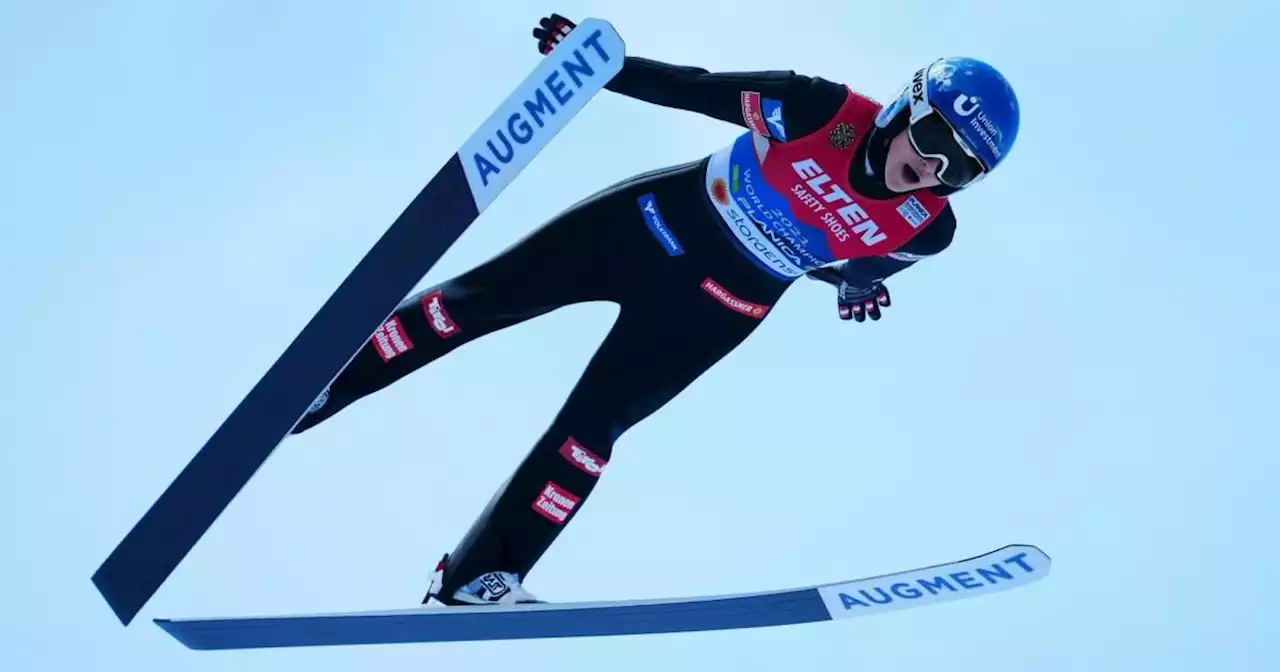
[835,280,891,322]
[806,267,892,322]
[533,13,577,54]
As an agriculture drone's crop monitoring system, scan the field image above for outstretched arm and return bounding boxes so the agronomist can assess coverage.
[603,57,844,137]
[533,14,847,139]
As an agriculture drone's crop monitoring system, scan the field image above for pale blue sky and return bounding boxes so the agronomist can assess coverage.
[4,0,1277,669]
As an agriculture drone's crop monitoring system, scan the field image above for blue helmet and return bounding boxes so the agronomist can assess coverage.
[876,57,1020,189]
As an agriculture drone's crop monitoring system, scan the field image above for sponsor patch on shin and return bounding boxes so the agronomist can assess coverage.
[422,290,461,339]
[559,437,607,477]
[532,481,581,524]
[372,316,414,362]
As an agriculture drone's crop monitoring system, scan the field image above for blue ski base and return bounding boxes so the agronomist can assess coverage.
[159,591,828,649]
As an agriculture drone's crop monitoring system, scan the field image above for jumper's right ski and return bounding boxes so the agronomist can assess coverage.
[91,18,627,626]
[155,544,1051,650]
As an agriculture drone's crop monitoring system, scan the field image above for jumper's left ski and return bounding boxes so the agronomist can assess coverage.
[156,544,1050,650]
[91,18,626,626]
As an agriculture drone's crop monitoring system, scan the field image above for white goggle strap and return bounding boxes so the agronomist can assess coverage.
[906,93,951,180]
[907,66,933,123]
[906,64,955,173]
[907,66,989,187]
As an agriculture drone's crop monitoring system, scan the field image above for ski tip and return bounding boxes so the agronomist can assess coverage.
[576,17,627,53]
[991,543,1053,577]
[998,543,1052,561]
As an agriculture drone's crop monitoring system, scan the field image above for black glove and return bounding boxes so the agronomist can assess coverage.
[807,267,891,322]
[835,281,891,322]
[533,14,577,55]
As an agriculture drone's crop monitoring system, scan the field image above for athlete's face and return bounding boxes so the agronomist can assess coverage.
[884,128,942,192]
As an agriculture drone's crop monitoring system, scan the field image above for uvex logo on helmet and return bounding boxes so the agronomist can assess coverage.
[911,68,926,105]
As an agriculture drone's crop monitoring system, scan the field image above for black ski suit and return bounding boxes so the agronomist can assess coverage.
[290,55,959,602]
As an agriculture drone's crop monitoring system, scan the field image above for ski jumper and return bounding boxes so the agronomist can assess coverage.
[290,56,960,602]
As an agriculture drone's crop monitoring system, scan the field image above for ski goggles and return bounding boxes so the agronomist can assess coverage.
[905,69,988,189]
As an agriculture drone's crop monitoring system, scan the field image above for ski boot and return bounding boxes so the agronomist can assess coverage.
[422,554,543,606]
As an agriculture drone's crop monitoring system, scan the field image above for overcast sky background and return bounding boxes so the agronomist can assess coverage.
[3,0,1277,669]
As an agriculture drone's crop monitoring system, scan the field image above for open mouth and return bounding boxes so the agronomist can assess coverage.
[901,164,920,184]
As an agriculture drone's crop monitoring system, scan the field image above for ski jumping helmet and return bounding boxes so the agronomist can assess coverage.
[875,56,1020,190]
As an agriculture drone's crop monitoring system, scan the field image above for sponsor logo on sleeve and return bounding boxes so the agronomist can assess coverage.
[762,98,787,141]
[740,91,771,137]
